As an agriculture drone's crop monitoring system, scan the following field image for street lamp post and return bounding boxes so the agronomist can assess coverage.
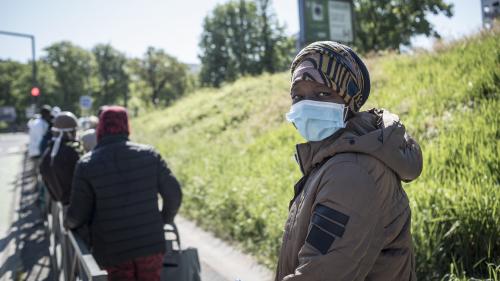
[0,30,38,105]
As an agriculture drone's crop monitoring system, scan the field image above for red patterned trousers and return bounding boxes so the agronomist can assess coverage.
[104,252,164,281]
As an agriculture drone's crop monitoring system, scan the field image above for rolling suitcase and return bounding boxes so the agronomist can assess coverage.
[161,223,201,281]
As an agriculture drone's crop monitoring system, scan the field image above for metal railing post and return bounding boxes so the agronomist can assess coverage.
[44,199,107,280]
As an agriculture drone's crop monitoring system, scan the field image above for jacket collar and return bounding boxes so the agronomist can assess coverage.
[295,128,346,175]
[295,109,423,182]
[96,134,129,148]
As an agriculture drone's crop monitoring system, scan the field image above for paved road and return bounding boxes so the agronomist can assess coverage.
[0,133,28,236]
[0,132,51,281]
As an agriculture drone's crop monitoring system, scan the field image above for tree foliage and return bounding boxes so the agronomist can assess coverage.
[0,60,58,120]
[354,0,454,52]
[92,44,130,107]
[2,41,192,121]
[257,0,296,73]
[133,47,190,106]
[44,41,95,112]
[199,0,295,87]
[0,61,28,108]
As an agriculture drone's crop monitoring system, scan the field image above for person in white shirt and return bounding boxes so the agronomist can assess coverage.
[27,105,52,158]
[79,115,99,152]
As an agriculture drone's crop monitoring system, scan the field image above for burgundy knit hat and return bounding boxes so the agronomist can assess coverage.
[97,106,130,142]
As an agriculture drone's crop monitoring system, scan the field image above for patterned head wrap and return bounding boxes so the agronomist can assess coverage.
[97,106,130,142]
[291,41,370,112]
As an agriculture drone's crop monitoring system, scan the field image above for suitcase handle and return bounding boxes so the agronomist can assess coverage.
[164,222,181,249]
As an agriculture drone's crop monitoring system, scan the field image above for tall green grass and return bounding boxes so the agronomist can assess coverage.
[132,29,499,280]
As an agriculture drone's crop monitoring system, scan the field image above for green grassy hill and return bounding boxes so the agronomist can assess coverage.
[132,29,499,280]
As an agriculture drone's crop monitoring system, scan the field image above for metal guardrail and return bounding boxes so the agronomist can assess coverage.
[46,199,107,281]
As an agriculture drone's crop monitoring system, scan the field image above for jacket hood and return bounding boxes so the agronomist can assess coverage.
[295,109,423,182]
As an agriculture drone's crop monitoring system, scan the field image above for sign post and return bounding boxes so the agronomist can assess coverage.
[79,95,93,116]
[298,0,354,47]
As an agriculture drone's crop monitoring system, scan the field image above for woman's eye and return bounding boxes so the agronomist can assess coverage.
[318,92,331,97]
[292,95,303,102]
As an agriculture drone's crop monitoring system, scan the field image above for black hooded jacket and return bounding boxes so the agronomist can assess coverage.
[39,139,81,205]
[64,134,182,267]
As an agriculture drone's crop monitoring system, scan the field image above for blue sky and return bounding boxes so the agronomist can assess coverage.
[0,0,483,64]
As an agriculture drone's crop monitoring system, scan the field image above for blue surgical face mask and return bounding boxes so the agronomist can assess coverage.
[286,100,346,142]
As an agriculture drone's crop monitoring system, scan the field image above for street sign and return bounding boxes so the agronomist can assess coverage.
[298,0,354,47]
[0,106,17,122]
[79,95,93,110]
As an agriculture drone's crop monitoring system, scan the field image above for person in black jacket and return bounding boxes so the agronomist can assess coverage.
[39,106,60,156]
[40,111,82,205]
[64,106,182,281]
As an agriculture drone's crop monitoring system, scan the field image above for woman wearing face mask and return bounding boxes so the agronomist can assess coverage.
[275,42,423,281]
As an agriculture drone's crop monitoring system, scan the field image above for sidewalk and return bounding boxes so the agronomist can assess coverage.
[0,133,27,236]
[0,154,53,281]
[0,150,23,281]
[16,156,53,281]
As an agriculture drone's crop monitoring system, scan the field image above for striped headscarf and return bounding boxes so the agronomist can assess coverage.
[290,41,370,112]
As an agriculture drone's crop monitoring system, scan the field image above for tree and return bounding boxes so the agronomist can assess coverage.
[0,60,27,108]
[0,60,58,122]
[92,44,130,107]
[354,0,453,52]
[135,47,189,106]
[199,0,295,87]
[257,0,296,73]
[259,0,274,72]
[44,41,95,112]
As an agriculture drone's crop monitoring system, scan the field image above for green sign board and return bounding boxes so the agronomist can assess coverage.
[298,0,354,46]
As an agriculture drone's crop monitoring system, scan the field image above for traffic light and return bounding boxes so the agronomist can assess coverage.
[31,87,40,97]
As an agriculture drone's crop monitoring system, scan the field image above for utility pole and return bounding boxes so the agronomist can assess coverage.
[0,30,38,107]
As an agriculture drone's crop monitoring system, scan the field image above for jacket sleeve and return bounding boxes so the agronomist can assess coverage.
[156,154,182,224]
[62,147,81,198]
[39,148,61,201]
[282,163,382,281]
[64,162,94,229]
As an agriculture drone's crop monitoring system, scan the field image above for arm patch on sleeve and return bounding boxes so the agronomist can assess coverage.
[315,203,350,226]
[311,214,345,238]
[305,204,350,254]
[305,225,335,255]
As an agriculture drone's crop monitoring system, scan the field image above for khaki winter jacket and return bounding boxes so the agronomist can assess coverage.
[275,109,423,281]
